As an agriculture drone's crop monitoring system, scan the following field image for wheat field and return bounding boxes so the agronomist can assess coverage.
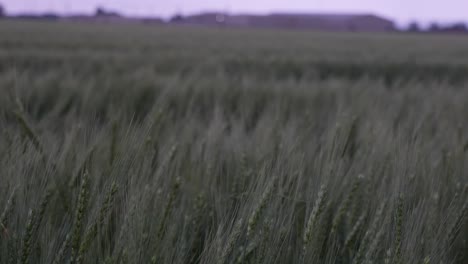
[0,20,467,263]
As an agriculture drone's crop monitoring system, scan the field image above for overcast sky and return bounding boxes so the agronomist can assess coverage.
[2,0,467,25]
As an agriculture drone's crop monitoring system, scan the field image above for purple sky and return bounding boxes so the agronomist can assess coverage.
[2,0,468,25]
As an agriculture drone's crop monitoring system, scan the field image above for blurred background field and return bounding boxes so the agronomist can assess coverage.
[0,21,467,264]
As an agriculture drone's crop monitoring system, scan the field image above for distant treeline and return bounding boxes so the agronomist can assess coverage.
[407,21,468,33]
[0,6,164,23]
[0,6,120,19]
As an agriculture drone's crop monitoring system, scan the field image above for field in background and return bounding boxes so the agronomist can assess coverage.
[0,21,467,263]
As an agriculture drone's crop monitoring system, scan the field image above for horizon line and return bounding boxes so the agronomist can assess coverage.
[2,9,467,26]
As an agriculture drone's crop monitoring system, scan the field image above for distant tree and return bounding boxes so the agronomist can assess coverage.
[170,14,184,23]
[94,6,121,17]
[407,21,421,32]
[428,22,440,32]
[95,7,106,16]
[40,13,60,20]
[0,3,4,17]
[446,23,467,33]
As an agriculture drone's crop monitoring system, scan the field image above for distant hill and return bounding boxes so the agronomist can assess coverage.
[171,13,396,32]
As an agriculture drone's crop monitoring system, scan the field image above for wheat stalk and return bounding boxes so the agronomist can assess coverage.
[52,234,71,264]
[247,177,275,237]
[109,121,119,166]
[303,184,328,250]
[33,188,54,234]
[20,209,35,264]
[158,176,181,239]
[0,187,17,237]
[219,218,243,264]
[77,182,119,263]
[70,173,90,264]
[354,200,386,264]
[393,193,404,264]
[446,199,467,246]
[343,214,365,251]
[331,175,363,234]
[13,109,44,155]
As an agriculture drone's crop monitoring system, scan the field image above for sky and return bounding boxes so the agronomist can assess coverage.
[1,0,468,26]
